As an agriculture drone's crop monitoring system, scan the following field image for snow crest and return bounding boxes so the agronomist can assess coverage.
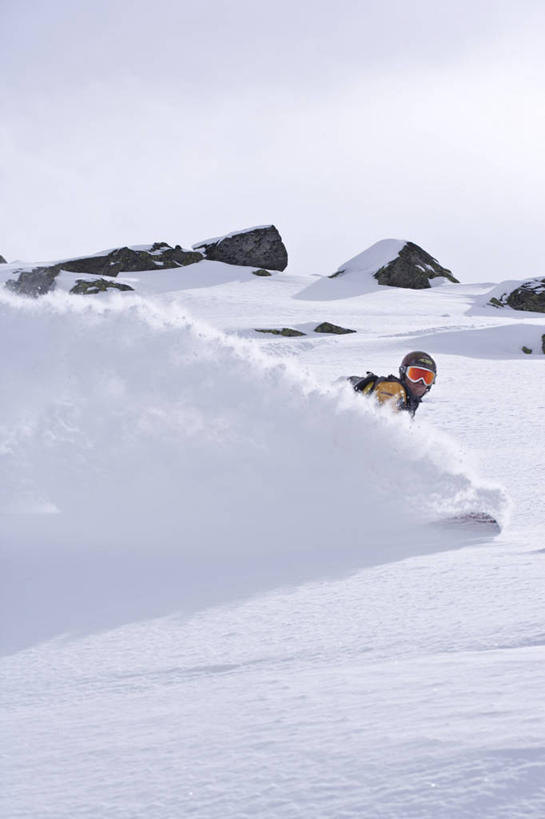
[336,238,407,276]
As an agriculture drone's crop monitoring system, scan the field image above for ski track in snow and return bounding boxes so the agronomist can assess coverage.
[1,267,544,818]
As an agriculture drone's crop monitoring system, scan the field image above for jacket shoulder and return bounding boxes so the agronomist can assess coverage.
[373,377,408,408]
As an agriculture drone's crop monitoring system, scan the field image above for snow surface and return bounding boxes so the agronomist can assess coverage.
[1,256,545,818]
[336,237,407,276]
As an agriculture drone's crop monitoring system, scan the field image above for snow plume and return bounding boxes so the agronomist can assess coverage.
[0,292,507,651]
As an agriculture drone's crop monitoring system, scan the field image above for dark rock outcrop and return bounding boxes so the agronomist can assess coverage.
[314,322,356,334]
[506,278,545,313]
[0,254,6,264]
[53,243,203,278]
[5,267,59,297]
[4,242,204,297]
[488,278,545,313]
[542,334,545,354]
[374,242,458,289]
[255,328,305,337]
[193,226,288,271]
[252,269,272,277]
[70,278,135,295]
[522,346,532,354]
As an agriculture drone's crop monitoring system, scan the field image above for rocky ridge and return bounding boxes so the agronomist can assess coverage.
[5,227,289,297]
[5,242,204,297]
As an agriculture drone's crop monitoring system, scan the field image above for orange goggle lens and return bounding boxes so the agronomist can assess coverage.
[406,366,435,386]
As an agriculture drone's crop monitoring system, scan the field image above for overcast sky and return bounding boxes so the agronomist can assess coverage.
[1,0,545,282]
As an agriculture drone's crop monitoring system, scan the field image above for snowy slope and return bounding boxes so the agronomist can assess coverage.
[336,237,407,275]
[1,257,544,818]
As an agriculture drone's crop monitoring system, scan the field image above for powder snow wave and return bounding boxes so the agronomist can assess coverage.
[0,291,508,650]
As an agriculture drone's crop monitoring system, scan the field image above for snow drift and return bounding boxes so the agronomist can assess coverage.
[0,291,506,651]
[295,239,405,300]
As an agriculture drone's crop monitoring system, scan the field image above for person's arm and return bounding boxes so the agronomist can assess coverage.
[351,373,377,393]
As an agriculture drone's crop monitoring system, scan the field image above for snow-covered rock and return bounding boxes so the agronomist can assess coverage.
[4,243,204,297]
[255,327,305,336]
[193,225,288,271]
[333,239,458,289]
[70,278,135,295]
[60,242,204,275]
[314,321,356,334]
[489,276,545,313]
[5,266,58,297]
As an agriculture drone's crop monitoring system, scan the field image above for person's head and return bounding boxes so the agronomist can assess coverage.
[399,351,437,399]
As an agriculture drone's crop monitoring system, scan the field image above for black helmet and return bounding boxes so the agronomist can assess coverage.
[399,351,437,391]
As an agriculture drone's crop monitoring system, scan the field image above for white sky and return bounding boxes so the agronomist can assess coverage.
[1,0,545,282]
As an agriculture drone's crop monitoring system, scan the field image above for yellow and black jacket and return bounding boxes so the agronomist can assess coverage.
[349,373,421,417]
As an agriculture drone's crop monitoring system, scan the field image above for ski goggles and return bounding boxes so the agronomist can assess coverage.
[405,366,435,386]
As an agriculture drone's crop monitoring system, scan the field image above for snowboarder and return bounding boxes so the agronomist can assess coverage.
[349,351,437,417]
